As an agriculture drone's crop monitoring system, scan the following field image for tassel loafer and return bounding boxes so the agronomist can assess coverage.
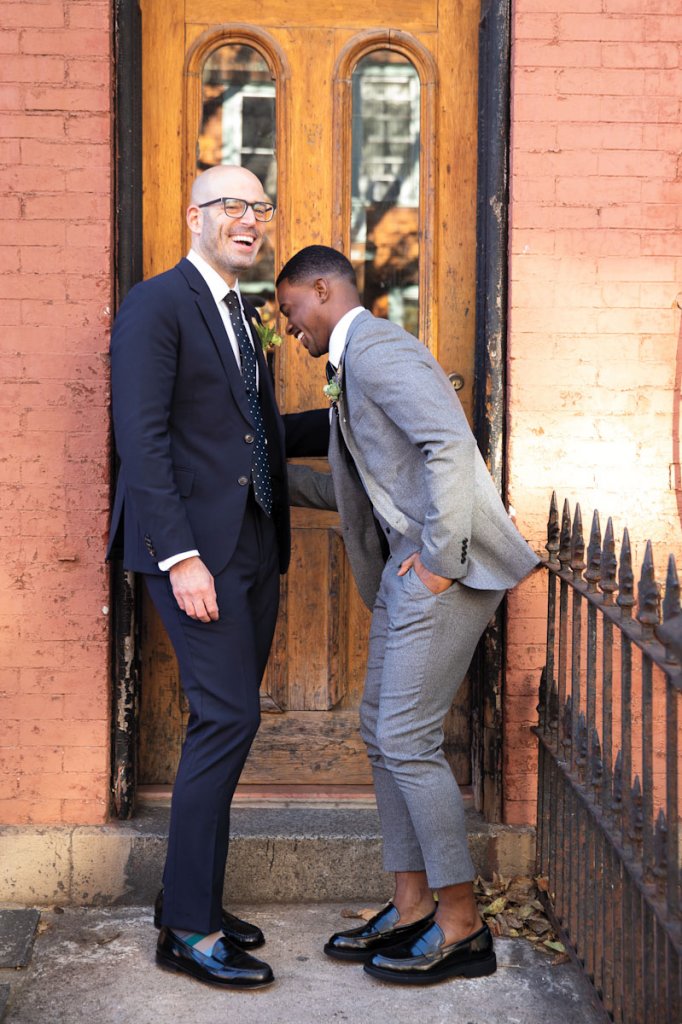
[364,920,497,984]
[153,889,265,950]
[324,902,436,962]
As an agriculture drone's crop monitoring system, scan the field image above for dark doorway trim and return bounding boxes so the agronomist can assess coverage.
[472,0,512,822]
[110,0,513,821]
[111,0,143,818]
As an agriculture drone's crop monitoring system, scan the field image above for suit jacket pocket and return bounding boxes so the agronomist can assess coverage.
[173,467,195,497]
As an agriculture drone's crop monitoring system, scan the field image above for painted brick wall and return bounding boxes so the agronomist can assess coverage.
[505,0,682,824]
[0,1,112,824]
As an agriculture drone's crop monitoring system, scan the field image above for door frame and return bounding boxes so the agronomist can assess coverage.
[109,0,512,823]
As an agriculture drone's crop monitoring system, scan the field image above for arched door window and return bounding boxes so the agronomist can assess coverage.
[198,44,277,295]
[350,50,420,335]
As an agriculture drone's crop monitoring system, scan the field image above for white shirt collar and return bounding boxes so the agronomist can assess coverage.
[186,248,242,305]
[328,306,365,368]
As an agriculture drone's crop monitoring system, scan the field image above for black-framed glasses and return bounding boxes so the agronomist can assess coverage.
[197,197,275,222]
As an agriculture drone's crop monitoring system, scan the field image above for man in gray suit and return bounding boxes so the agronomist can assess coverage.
[277,246,539,986]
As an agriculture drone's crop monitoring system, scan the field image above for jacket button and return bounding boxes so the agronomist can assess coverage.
[244,434,254,444]
[238,476,249,486]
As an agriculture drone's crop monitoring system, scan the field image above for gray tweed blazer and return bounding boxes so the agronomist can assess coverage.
[288,310,539,608]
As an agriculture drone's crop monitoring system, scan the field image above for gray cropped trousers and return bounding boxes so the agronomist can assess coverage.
[359,529,504,890]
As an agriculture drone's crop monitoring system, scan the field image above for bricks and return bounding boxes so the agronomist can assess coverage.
[506,1,682,825]
[25,86,110,113]
[0,1,113,827]
[0,55,65,84]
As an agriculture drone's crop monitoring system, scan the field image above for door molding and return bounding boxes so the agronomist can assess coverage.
[472,0,512,822]
[110,0,512,821]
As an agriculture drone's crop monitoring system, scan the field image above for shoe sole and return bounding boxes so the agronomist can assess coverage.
[155,951,274,989]
[363,952,497,985]
[323,944,374,963]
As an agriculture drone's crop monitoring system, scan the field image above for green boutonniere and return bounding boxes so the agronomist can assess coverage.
[323,374,342,404]
[251,317,283,354]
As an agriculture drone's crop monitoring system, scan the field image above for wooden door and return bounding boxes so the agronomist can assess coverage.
[137,0,481,792]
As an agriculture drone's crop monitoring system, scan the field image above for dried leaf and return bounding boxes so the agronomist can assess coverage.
[535,876,550,892]
[475,874,560,953]
[506,877,535,904]
[543,940,566,954]
[551,953,571,966]
[339,906,378,921]
[528,918,552,936]
[482,896,507,916]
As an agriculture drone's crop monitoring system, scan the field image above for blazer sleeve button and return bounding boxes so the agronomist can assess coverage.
[244,434,254,444]
[238,476,249,486]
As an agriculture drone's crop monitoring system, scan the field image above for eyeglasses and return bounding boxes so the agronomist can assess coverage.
[197,197,276,222]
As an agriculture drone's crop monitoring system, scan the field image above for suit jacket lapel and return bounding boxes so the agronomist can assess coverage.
[335,308,372,451]
[176,258,253,424]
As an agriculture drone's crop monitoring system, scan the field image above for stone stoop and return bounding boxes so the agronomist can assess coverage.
[0,806,535,909]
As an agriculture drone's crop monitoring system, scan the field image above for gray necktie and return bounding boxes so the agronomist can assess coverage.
[223,291,273,516]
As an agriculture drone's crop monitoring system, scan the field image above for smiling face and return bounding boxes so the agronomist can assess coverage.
[276,277,335,359]
[187,165,270,286]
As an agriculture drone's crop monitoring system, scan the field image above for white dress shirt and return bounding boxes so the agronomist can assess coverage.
[328,306,365,370]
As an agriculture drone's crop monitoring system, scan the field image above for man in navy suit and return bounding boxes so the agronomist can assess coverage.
[108,165,326,988]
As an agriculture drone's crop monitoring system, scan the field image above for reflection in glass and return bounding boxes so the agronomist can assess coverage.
[351,51,420,335]
[199,45,276,296]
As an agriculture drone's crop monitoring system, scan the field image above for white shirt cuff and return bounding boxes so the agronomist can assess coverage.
[158,550,200,572]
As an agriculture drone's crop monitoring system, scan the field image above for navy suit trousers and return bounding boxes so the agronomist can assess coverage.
[144,493,279,933]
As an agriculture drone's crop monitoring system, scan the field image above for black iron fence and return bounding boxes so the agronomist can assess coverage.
[534,493,682,1024]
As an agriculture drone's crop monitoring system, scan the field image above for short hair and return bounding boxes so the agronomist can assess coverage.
[276,245,356,287]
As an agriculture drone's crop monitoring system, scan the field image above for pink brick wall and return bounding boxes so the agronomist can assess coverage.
[505,0,682,823]
[0,0,112,824]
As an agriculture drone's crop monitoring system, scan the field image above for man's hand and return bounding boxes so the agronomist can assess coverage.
[169,556,219,622]
[397,551,454,595]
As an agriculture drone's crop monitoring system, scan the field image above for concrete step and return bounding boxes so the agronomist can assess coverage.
[0,805,535,908]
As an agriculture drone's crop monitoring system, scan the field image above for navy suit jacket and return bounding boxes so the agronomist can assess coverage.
[107,257,326,576]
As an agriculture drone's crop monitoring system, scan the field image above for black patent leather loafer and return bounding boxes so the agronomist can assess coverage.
[324,902,436,962]
[155,927,274,988]
[364,920,496,984]
[153,889,265,950]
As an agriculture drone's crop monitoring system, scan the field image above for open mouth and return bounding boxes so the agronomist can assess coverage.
[231,234,256,248]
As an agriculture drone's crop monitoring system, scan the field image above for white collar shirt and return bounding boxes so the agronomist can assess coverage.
[328,306,365,370]
[186,248,256,380]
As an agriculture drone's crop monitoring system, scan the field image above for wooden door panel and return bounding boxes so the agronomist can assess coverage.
[139,0,479,792]
[186,0,437,31]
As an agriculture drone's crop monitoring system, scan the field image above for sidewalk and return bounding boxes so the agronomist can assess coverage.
[2,903,606,1024]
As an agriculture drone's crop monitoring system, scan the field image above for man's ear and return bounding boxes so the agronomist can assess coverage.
[186,204,201,235]
[313,277,330,303]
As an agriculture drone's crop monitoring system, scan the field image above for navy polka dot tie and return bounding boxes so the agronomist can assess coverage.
[224,291,273,517]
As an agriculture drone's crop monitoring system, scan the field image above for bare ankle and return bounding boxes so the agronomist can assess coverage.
[393,894,436,924]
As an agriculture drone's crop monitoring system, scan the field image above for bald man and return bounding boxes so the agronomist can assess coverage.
[107,166,328,988]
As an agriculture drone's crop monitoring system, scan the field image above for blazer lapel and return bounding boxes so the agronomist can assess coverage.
[177,258,253,424]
